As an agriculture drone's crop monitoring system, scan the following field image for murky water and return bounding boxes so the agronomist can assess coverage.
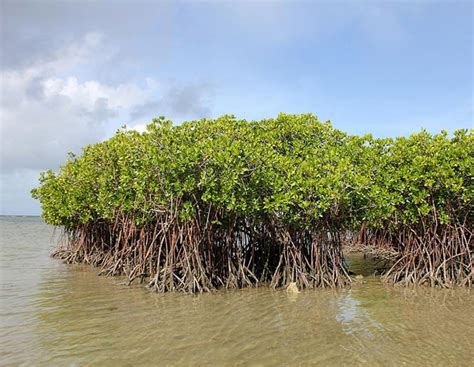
[1,217,473,366]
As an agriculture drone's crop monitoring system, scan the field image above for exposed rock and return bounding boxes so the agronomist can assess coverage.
[286,282,300,294]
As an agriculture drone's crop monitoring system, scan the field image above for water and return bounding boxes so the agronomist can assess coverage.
[1,217,473,366]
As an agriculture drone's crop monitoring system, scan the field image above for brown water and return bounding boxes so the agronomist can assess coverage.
[1,217,473,366]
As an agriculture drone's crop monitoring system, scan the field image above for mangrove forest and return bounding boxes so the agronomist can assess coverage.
[32,114,473,292]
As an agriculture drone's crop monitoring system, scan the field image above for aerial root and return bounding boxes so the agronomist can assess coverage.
[52,214,351,293]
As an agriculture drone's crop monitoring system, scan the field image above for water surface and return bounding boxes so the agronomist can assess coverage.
[1,217,473,366]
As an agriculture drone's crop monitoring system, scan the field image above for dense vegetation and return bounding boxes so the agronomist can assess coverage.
[32,114,473,291]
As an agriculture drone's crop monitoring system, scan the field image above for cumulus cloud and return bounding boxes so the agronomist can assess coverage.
[42,76,154,111]
[0,31,214,214]
[1,32,214,171]
[1,33,122,172]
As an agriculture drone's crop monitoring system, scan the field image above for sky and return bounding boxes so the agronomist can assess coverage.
[0,0,472,215]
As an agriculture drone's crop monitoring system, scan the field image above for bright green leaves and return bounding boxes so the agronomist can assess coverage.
[31,115,472,234]
[356,128,473,230]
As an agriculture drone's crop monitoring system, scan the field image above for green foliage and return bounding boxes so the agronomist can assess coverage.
[32,114,473,233]
[358,129,473,230]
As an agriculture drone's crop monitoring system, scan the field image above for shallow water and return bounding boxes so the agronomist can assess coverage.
[1,217,473,366]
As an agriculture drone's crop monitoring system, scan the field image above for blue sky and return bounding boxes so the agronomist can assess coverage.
[1,0,472,215]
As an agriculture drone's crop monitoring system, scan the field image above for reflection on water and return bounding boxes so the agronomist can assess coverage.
[336,293,384,339]
[1,217,473,366]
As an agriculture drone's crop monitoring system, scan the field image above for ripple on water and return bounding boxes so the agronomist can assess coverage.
[1,217,474,366]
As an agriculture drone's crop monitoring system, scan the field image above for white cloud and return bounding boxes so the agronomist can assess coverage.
[39,32,106,75]
[0,32,167,173]
[1,33,123,171]
[0,32,214,214]
[0,33,151,215]
[43,77,156,111]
